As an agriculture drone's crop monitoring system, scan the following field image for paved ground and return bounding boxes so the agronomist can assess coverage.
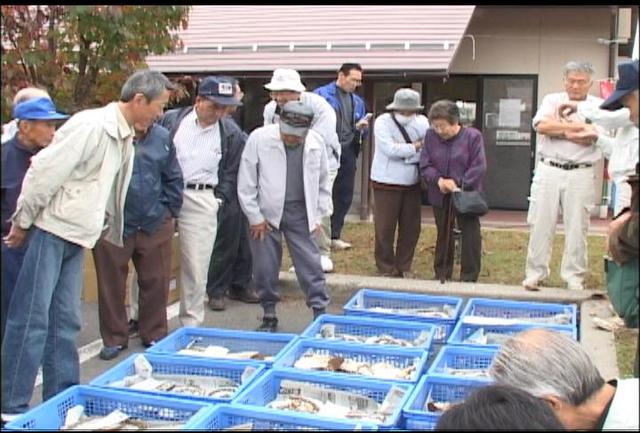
[28,270,621,410]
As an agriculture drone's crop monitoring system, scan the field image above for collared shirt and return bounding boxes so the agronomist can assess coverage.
[1,135,40,236]
[173,108,222,185]
[533,92,604,164]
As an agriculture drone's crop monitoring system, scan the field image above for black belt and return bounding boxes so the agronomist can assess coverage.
[186,183,214,190]
[541,158,593,171]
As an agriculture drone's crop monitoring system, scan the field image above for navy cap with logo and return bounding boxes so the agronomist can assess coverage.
[279,101,314,137]
[13,97,69,121]
[198,76,242,106]
[600,59,639,111]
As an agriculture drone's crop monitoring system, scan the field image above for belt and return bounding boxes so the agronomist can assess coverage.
[186,183,214,190]
[541,158,593,171]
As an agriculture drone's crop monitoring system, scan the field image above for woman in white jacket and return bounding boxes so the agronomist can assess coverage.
[371,88,429,277]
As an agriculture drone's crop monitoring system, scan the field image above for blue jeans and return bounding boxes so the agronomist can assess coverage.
[1,227,84,414]
[1,240,28,343]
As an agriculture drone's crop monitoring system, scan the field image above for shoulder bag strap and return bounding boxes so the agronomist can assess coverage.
[390,114,413,144]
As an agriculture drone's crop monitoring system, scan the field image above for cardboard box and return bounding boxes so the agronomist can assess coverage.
[82,233,181,306]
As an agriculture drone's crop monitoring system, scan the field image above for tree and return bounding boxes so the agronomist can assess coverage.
[1,5,190,121]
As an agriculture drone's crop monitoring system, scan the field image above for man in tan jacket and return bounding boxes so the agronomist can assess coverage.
[0,70,174,419]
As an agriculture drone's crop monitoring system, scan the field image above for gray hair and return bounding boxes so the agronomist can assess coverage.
[13,87,51,105]
[488,329,604,406]
[120,69,175,102]
[562,61,594,78]
[428,100,460,125]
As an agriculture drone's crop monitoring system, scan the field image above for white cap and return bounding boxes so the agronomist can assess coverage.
[264,68,306,92]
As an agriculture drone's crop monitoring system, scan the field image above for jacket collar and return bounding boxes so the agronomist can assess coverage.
[104,102,135,141]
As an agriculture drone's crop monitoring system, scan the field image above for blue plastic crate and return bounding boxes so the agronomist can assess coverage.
[89,353,265,403]
[447,321,578,349]
[460,297,577,329]
[403,375,487,430]
[234,368,412,429]
[146,327,298,365]
[197,403,379,430]
[4,385,215,430]
[427,345,497,381]
[273,338,428,384]
[343,289,463,343]
[301,314,436,351]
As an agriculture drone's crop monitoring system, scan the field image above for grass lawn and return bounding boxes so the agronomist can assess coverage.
[614,328,639,378]
[282,222,607,289]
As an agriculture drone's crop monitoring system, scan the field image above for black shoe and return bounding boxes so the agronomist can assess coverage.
[128,319,139,337]
[228,287,260,304]
[99,344,127,361]
[313,308,326,320]
[208,296,226,311]
[142,339,158,348]
[256,317,278,332]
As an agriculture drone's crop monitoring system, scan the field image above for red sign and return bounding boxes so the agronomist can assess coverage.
[599,79,615,99]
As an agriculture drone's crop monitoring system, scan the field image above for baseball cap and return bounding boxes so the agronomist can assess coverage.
[198,76,242,106]
[13,97,69,121]
[279,101,314,137]
[264,69,306,92]
[600,59,639,111]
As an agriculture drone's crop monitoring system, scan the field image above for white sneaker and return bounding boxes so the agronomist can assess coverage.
[288,266,295,273]
[522,278,539,291]
[331,239,352,250]
[320,255,334,273]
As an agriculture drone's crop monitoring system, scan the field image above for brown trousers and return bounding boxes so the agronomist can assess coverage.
[92,217,173,347]
[432,194,482,282]
[373,183,422,275]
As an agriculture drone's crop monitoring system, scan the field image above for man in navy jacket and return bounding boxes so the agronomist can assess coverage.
[314,63,370,250]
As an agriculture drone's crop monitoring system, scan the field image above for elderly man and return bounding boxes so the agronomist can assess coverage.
[93,119,183,360]
[523,60,605,291]
[371,88,429,278]
[263,68,341,273]
[489,328,639,430]
[159,76,244,327]
[1,69,174,418]
[206,77,257,311]
[1,98,68,343]
[559,59,639,216]
[1,87,52,145]
[314,63,371,251]
[238,101,331,332]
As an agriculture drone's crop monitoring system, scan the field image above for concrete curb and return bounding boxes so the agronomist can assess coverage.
[279,271,620,378]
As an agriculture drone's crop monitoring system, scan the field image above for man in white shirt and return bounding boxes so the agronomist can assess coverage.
[558,59,639,216]
[238,101,331,332]
[263,68,340,273]
[159,76,243,327]
[523,61,605,291]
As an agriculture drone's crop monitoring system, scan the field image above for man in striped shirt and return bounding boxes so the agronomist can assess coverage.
[159,76,245,327]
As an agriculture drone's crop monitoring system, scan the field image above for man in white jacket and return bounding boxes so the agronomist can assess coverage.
[1,69,174,419]
[263,68,340,273]
[238,101,331,332]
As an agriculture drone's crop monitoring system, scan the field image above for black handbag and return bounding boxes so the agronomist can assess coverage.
[452,189,488,216]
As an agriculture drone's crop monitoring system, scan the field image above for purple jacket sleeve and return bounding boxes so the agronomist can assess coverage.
[419,132,442,185]
[461,130,487,191]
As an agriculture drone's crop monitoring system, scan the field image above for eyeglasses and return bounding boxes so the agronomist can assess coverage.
[564,78,591,86]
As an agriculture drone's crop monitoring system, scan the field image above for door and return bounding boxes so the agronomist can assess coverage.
[481,77,537,210]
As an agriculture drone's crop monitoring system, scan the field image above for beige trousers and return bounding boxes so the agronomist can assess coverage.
[524,162,596,288]
[177,189,219,326]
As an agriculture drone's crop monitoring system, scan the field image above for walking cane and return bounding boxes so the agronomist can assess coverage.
[440,193,455,284]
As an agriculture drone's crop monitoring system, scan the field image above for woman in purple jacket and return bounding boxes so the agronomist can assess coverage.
[420,100,487,282]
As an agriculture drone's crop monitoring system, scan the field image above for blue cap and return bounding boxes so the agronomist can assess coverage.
[600,59,639,111]
[198,76,242,106]
[13,97,69,121]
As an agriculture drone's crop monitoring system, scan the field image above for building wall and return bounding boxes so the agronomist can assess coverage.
[450,6,616,212]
